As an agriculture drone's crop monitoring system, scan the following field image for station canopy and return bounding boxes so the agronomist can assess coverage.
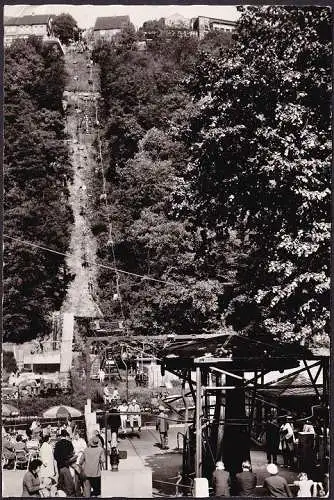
[160,333,327,373]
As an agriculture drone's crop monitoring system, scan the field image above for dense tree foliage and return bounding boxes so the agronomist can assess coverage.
[53,13,79,45]
[91,29,235,335]
[180,6,331,346]
[4,37,73,342]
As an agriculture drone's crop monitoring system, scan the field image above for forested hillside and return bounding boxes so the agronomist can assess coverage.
[91,28,239,335]
[92,7,330,347]
[4,37,73,342]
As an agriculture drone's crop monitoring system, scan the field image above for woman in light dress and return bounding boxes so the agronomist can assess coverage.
[72,431,87,464]
[39,435,57,483]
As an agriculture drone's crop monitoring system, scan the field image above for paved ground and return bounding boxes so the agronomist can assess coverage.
[2,427,299,497]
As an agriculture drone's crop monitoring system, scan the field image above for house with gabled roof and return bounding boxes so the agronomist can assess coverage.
[4,14,55,46]
[93,15,131,41]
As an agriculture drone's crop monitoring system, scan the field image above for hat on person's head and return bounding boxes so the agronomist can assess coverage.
[60,429,69,438]
[286,416,293,420]
[242,460,251,470]
[159,405,165,411]
[132,399,136,403]
[90,437,99,447]
[216,461,225,470]
[267,464,278,475]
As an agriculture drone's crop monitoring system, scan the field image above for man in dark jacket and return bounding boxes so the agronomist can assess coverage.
[263,464,293,497]
[212,461,231,496]
[265,417,280,464]
[156,406,169,449]
[107,403,121,442]
[235,460,257,496]
[57,454,83,496]
[54,430,74,472]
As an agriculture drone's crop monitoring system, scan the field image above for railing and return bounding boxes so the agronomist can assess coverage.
[152,478,193,497]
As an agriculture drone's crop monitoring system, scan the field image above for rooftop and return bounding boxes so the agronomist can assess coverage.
[199,16,236,26]
[94,15,130,31]
[160,333,328,372]
[4,14,54,26]
[259,372,323,398]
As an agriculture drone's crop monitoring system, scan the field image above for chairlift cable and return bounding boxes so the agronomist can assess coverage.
[4,235,174,285]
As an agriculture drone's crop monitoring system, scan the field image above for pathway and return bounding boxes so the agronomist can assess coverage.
[60,48,102,318]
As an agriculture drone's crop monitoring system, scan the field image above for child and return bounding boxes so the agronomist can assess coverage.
[109,438,119,471]
[294,472,314,497]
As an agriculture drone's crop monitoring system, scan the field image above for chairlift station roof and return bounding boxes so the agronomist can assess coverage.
[160,333,328,373]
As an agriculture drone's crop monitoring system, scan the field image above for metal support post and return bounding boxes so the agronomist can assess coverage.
[195,366,202,478]
[105,411,108,469]
[85,346,91,402]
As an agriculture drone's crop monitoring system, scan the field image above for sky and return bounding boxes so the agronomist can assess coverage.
[4,4,240,29]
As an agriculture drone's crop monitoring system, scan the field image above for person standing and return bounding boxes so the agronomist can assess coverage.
[72,432,87,464]
[3,433,16,468]
[265,417,280,464]
[57,454,83,497]
[79,437,105,497]
[212,461,231,496]
[128,399,141,432]
[54,430,74,473]
[98,369,105,384]
[156,406,169,450]
[107,404,121,443]
[118,400,128,435]
[279,417,295,468]
[235,460,257,496]
[263,464,293,497]
[109,436,120,472]
[39,435,56,484]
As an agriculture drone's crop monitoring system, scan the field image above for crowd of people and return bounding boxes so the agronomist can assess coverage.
[212,461,329,497]
[102,390,142,435]
[263,414,329,475]
[2,416,119,497]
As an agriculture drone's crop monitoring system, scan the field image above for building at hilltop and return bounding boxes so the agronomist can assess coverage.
[165,13,191,30]
[93,15,131,41]
[4,14,55,46]
[141,14,236,40]
[192,16,237,38]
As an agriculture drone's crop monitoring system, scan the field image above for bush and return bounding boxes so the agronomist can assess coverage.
[3,351,17,375]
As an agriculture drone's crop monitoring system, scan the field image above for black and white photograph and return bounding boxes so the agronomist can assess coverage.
[2,3,330,498]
